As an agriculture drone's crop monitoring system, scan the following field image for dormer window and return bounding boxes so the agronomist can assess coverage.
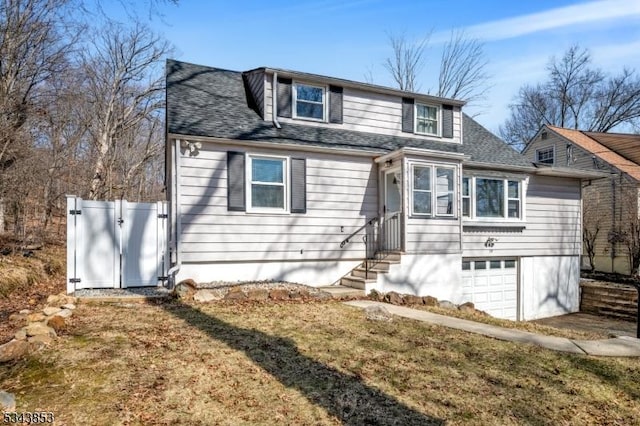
[293,83,325,121]
[415,103,439,136]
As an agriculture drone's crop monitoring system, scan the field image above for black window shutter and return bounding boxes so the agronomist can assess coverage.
[277,77,292,118]
[290,158,306,213]
[442,104,454,138]
[402,97,414,133]
[227,151,246,211]
[329,85,343,124]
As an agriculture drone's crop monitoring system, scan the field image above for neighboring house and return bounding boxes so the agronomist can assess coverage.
[523,125,640,275]
[166,60,601,320]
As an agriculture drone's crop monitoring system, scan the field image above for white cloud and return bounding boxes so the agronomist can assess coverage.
[433,0,640,43]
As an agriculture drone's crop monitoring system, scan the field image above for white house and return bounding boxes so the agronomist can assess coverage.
[165,60,602,320]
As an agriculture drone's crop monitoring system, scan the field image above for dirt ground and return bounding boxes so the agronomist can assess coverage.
[534,312,638,338]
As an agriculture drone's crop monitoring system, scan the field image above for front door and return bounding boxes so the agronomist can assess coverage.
[383,168,402,250]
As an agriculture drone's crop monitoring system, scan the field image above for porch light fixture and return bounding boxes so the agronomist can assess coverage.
[385,159,393,168]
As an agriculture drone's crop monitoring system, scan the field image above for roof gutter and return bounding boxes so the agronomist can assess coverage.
[167,138,182,287]
[272,72,281,129]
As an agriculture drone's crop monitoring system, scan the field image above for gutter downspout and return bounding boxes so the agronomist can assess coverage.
[167,138,181,287]
[272,72,281,129]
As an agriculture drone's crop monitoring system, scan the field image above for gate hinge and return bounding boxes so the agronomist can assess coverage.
[69,210,81,215]
[158,276,168,281]
[158,214,168,219]
[69,278,81,283]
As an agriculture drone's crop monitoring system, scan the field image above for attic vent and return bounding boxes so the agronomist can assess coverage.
[541,131,548,140]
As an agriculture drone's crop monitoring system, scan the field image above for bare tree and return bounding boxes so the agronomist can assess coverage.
[381,30,490,106]
[438,30,490,104]
[82,21,170,200]
[582,187,604,272]
[0,0,76,230]
[500,45,640,148]
[382,32,429,92]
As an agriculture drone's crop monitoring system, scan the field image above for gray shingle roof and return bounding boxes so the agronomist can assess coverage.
[166,59,530,167]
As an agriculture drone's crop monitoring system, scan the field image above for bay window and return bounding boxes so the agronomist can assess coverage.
[411,164,455,217]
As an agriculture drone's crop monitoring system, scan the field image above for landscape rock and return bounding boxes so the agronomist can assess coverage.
[0,340,29,363]
[246,288,269,300]
[25,322,57,338]
[404,295,423,305]
[364,305,394,322]
[0,391,15,411]
[19,309,31,315]
[289,290,304,300]
[311,291,332,301]
[368,289,385,302]
[225,288,248,301]
[438,300,457,310]
[43,306,62,316]
[46,315,66,332]
[174,279,198,299]
[8,313,27,327]
[422,296,438,306]
[458,302,476,313]
[193,289,222,303]
[55,309,73,319]
[14,328,27,341]
[269,289,290,300]
[62,303,76,310]
[26,312,46,322]
[47,293,77,307]
[384,291,403,305]
[28,334,55,345]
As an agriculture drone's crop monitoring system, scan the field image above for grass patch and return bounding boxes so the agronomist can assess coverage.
[1,300,639,425]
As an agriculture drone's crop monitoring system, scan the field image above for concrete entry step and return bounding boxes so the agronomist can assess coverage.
[318,285,365,299]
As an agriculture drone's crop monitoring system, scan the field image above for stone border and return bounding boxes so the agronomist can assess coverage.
[175,279,333,303]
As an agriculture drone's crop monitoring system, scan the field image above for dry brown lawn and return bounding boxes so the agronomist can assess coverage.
[2,298,640,425]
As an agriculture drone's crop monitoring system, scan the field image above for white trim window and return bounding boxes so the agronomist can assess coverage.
[293,83,325,121]
[411,164,456,217]
[536,146,554,164]
[247,155,288,212]
[464,176,524,220]
[415,103,439,136]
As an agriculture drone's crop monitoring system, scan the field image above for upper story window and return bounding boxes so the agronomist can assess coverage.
[293,83,325,121]
[411,164,455,217]
[247,155,288,212]
[536,146,554,164]
[415,103,439,136]
[463,176,524,220]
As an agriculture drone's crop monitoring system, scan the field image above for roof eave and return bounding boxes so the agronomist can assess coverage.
[166,133,384,157]
[263,67,466,107]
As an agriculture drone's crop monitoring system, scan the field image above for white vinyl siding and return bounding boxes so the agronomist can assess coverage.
[462,175,582,257]
[265,75,462,143]
[178,143,377,262]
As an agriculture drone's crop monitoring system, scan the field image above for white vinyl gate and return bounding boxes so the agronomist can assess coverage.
[66,196,168,293]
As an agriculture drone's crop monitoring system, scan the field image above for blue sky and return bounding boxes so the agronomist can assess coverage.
[118,0,640,133]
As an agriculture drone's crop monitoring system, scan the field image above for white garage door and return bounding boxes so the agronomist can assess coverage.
[461,259,518,320]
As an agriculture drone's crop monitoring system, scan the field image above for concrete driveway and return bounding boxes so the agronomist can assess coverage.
[534,313,637,338]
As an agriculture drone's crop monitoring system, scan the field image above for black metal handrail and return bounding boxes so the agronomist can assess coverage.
[339,217,379,248]
[340,213,402,280]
